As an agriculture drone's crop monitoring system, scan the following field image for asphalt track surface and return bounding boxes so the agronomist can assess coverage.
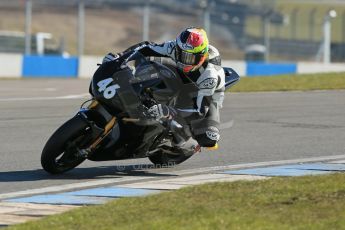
[0,79,344,194]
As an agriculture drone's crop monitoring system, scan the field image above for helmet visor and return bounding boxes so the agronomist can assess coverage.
[179,50,196,65]
[176,46,204,65]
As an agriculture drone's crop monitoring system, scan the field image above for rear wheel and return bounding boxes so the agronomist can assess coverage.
[41,116,90,174]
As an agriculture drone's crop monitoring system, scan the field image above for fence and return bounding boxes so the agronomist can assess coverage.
[0,0,344,62]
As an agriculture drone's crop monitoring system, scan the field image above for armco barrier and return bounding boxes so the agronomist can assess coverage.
[78,56,102,79]
[22,55,78,78]
[222,60,246,77]
[246,62,297,76]
[1,54,345,78]
[0,53,22,78]
[297,62,345,74]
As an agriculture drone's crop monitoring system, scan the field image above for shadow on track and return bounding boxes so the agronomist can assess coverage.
[0,164,177,182]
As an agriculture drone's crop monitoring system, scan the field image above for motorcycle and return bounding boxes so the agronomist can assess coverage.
[41,52,240,174]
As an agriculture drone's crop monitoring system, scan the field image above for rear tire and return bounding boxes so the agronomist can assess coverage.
[41,116,90,174]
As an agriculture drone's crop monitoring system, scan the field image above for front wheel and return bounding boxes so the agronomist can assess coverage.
[41,116,90,174]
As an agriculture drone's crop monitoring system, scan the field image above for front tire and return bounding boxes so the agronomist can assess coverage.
[41,116,90,174]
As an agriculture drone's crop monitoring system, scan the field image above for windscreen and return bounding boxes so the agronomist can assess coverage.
[125,51,177,84]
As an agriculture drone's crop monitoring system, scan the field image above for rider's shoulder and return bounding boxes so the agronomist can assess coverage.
[209,45,220,57]
[205,62,223,75]
[208,45,222,66]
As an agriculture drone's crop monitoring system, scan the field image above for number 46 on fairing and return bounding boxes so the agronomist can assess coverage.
[97,78,120,99]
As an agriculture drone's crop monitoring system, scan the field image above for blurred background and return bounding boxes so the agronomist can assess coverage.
[1,0,344,63]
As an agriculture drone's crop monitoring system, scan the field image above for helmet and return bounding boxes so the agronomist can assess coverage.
[176,27,209,73]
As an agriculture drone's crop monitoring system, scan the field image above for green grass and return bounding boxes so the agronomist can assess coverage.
[230,72,345,92]
[7,173,345,230]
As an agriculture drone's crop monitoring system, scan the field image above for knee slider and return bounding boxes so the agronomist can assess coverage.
[195,127,219,147]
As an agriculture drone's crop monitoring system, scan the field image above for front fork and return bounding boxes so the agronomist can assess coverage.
[77,100,117,158]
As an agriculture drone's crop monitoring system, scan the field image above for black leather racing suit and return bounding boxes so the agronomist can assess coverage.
[117,41,225,147]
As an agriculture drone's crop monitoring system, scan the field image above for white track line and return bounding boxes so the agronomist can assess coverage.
[0,94,90,102]
[1,154,345,200]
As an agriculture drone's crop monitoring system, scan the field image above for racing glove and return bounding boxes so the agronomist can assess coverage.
[147,104,177,120]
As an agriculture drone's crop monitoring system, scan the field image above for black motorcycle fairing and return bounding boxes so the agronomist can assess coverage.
[78,100,114,128]
[150,62,183,105]
[90,54,184,119]
[87,119,164,161]
[74,103,156,161]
